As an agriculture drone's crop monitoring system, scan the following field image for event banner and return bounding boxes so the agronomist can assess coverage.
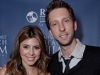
[0,0,100,66]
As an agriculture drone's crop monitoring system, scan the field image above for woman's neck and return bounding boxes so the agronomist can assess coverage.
[22,62,38,75]
[25,65,38,75]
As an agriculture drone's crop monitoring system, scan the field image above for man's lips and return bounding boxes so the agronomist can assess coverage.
[60,33,68,39]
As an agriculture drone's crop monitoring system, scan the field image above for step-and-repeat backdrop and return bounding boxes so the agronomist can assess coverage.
[0,0,100,66]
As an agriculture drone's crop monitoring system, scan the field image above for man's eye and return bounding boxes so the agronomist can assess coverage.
[51,22,58,26]
[51,23,56,26]
[65,19,69,22]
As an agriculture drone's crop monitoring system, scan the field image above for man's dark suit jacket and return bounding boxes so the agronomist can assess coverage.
[48,45,100,75]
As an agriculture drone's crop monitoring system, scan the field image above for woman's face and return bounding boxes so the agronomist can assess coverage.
[20,38,41,66]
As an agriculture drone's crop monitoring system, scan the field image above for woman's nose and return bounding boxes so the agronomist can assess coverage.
[29,49,34,56]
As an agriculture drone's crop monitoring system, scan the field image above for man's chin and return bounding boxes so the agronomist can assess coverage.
[57,39,73,46]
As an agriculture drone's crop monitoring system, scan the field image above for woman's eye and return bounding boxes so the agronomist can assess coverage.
[34,46,40,50]
[23,46,29,49]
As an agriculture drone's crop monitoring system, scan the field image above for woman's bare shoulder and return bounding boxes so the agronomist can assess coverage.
[47,72,51,75]
[40,72,51,75]
[0,66,6,75]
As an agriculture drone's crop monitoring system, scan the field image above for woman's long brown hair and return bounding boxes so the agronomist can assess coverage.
[5,25,50,75]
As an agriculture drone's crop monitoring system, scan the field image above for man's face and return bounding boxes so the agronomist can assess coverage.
[48,8,77,46]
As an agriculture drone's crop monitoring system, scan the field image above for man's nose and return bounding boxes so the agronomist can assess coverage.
[59,23,65,32]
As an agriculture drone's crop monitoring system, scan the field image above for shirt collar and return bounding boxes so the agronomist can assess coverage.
[58,39,86,62]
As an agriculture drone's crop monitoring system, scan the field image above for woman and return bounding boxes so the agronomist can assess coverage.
[0,25,50,75]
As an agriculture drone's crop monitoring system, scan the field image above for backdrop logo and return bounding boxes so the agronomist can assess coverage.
[44,35,60,56]
[0,35,7,57]
[39,9,45,26]
[26,11,38,23]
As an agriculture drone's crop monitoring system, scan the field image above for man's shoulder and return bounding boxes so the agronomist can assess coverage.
[86,45,100,50]
[85,45,100,55]
[50,51,59,59]
[83,45,100,63]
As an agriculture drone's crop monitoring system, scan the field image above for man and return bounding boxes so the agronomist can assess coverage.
[45,0,100,75]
